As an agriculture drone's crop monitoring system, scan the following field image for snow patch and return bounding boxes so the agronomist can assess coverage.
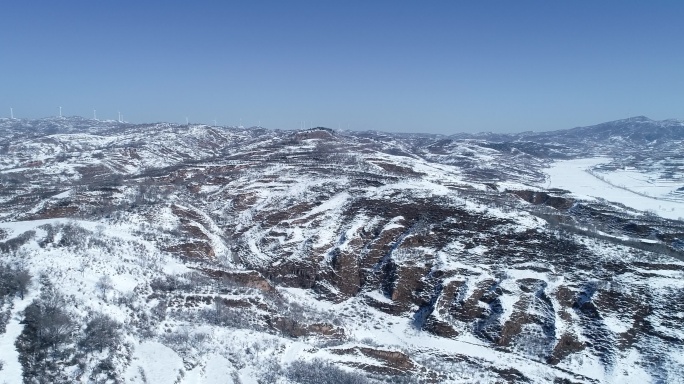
[543,157,684,220]
[124,341,184,384]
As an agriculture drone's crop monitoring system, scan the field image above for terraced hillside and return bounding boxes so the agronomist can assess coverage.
[0,117,682,383]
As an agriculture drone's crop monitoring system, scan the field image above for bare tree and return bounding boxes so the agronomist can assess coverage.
[96,275,114,301]
[285,359,369,384]
[80,313,122,352]
[20,290,74,351]
[15,269,32,300]
[0,264,32,300]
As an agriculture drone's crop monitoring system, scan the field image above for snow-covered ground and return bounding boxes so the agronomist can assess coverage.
[542,157,684,220]
[1,118,683,383]
[596,167,683,201]
[0,292,37,384]
[123,341,185,384]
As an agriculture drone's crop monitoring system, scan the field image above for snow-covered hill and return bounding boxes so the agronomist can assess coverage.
[0,117,682,383]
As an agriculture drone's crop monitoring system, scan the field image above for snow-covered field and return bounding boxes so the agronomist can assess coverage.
[543,157,684,220]
[0,293,37,384]
[596,167,683,201]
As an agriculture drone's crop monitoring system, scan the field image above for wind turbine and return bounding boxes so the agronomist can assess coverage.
[186,117,189,125]
[118,111,122,122]
[93,110,97,120]
[59,106,62,118]
[10,107,13,119]
[213,119,217,126]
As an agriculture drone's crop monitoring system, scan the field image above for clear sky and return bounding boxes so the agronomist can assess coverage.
[1,1,683,133]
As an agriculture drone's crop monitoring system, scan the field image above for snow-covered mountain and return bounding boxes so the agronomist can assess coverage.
[0,116,682,383]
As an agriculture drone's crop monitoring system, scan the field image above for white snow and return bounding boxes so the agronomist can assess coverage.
[597,167,683,201]
[237,366,259,384]
[183,354,235,384]
[292,192,350,221]
[1,121,682,383]
[543,157,684,220]
[468,245,488,255]
[124,341,184,384]
[364,290,393,304]
[611,349,653,383]
[602,315,630,334]
[52,190,72,199]
[0,291,37,384]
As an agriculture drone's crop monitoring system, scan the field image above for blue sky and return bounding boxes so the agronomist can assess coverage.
[1,1,683,133]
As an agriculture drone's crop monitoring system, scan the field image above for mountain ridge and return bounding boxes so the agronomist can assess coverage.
[2,115,683,138]
[0,116,682,383]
